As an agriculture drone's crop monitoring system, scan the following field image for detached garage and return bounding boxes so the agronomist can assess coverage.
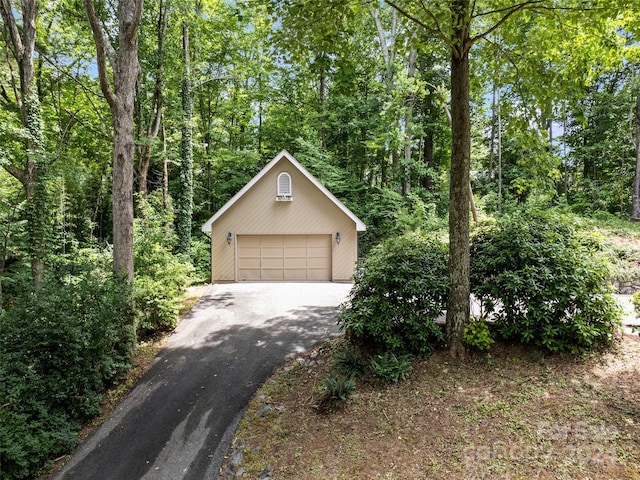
[201,150,366,282]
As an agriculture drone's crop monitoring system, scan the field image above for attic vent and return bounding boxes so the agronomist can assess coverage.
[277,172,292,200]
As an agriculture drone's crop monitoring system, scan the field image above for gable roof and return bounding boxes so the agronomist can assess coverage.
[201,150,367,232]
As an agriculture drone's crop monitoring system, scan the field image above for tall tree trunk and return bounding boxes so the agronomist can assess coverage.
[446,0,471,361]
[0,0,47,289]
[632,87,640,221]
[422,132,434,189]
[177,21,194,254]
[162,120,169,212]
[84,0,142,286]
[497,84,503,213]
[137,0,168,199]
[489,80,497,180]
[402,36,418,195]
[369,5,401,190]
[318,65,327,152]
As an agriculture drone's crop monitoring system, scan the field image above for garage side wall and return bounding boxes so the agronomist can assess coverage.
[211,158,358,282]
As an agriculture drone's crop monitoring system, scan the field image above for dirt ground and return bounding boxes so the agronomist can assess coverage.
[226,335,640,480]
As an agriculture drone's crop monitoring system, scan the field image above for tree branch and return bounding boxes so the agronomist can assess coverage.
[384,0,453,51]
[82,0,117,108]
[0,0,24,62]
[2,162,27,187]
[368,6,390,67]
[470,1,546,44]
[472,0,545,19]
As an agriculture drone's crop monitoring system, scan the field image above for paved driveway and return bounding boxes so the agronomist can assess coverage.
[53,282,352,480]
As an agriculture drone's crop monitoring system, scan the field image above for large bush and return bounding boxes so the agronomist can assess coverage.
[470,211,622,353]
[338,232,448,357]
[0,254,134,480]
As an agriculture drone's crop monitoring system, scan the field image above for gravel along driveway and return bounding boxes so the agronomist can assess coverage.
[52,282,352,480]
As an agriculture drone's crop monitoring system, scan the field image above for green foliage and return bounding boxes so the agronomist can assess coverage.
[188,231,212,284]
[338,232,448,357]
[0,252,134,480]
[323,375,356,403]
[470,211,622,353]
[316,374,357,414]
[370,352,413,383]
[330,344,368,380]
[135,193,193,336]
[463,318,495,352]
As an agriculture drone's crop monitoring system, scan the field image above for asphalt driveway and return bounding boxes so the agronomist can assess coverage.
[53,282,352,480]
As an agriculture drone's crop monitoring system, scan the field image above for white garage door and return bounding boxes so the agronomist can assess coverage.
[237,235,331,281]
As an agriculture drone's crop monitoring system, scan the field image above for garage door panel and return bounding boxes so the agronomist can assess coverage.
[286,247,307,257]
[237,235,331,281]
[307,269,330,280]
[308,248,330,258]
[261,269,284,280]
[285,257,306,268]
[284,236,306,247]
[285,269,307,280]
[238,257,260,269]
[261,236,283,247]
[307,257,329,268]
[239,269,261,280]
[262,258,284,269]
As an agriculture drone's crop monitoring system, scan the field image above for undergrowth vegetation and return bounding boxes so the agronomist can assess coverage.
[0,194,201,480]
[329,211,627,412]
[134,194,194,336]
[338,232,449,357]
[0,256,134,479]
[471,210,622,353]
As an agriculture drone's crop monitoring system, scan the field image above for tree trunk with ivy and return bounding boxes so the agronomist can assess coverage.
[632,87,640,221]
[0,0,48,290]
[176,21,194,254]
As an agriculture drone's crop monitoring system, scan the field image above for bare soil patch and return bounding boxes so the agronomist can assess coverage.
[225,336,640,479]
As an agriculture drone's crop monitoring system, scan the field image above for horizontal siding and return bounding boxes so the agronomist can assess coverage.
[212,157,358,282]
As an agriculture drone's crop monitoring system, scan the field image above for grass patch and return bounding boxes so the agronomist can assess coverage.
[226,336,640,479]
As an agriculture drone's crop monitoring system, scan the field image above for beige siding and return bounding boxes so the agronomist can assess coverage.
[211,157,358,282]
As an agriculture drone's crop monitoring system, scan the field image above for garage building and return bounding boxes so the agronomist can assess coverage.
[201,150,367,282]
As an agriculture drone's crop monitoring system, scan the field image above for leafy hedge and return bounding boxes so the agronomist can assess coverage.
[338,232,448,357]
[0,260,134,480]
[470,211,622,353]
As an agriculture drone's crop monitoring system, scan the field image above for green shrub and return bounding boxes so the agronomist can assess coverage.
[0,255,134,480]
[470,211,622,353]
[135,193,193,336]
[338,232,448,357]
[188,231,211,284]
[330,345,368,379]
[463,318,495,352]
[317,375,356,413]
[370,353,413,383]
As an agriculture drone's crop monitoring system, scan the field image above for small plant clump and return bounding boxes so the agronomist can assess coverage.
[463,318,495,352]
[316,375,357,414]
[370,353,413,383]
[330,344,368,379]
